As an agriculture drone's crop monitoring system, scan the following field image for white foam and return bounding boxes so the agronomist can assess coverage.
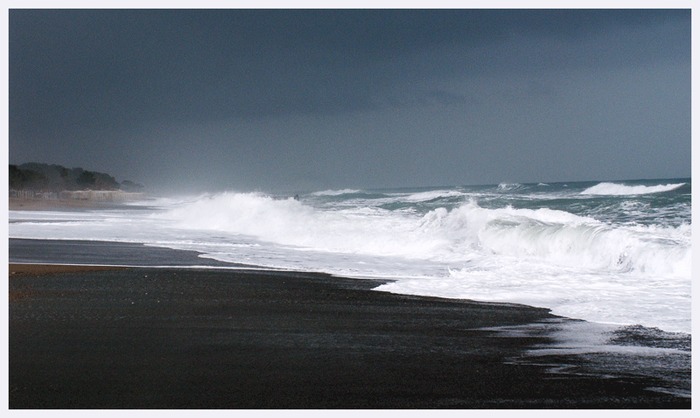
[311,188,363,196]
[497,182,523,191]
[581,182,685,196]
[9,186,691,333]
[154,193,691,285]
[158,192,447,259]
[401,189,466,202]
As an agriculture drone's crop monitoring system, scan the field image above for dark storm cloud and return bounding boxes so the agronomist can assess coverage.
[10,9,688,126]
[8,9,691,192]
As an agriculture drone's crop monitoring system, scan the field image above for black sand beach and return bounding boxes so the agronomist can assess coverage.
[8,258,690,409]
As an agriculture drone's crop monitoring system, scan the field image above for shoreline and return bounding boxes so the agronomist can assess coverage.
[8,239,692,408]
[9,262,127,275]
[10,238,693,336]
[9,238,243,268]
[8,191,153,211]
[9,262,691,408]
[9,196,140,211]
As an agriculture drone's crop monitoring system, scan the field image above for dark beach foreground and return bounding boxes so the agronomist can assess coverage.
[8,262,690,409]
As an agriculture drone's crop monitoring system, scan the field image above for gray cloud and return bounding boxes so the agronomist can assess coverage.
[9,9,691,193]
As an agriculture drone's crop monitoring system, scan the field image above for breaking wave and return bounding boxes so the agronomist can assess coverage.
[162,192,690,277]
[581,182,685,196]
[498,182,523,191]
[9,179,691,333]
[311,189,363,196]
[402,189,466,202]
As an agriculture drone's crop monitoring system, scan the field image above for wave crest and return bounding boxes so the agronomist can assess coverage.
[581,182,685,196]
[311,189,363,196]
[161,192,444,258]
[161,192,690,278]
[403,189,466,202]
[498,183,523,191]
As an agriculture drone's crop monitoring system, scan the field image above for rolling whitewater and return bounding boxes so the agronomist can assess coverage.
[9,178,691,335]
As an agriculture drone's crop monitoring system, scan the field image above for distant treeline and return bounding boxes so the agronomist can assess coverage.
[9,163,144,193]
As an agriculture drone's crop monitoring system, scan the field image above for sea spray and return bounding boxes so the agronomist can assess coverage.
[162,191,448,259]
[162,193,689,277]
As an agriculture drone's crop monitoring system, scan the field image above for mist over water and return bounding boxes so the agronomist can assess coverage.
[9,178,691,334]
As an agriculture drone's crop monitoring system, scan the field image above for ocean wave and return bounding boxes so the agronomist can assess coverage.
[423,202,689,277]
[311,188,363,196]
[581,182,685,196]
[402,189,466,202]
[160,191,443,258]
[160,191,690,278]
[10,186,691,333]
[497,182,523,191]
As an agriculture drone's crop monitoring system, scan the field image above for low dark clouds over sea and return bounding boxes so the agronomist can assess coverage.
[9,9,691,192]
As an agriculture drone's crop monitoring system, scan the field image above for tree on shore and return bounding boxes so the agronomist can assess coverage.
[9,165,48,190]
[9,163,141,192]
[76,171,96,188]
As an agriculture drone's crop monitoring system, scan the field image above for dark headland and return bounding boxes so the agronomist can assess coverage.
[9,162,146,211]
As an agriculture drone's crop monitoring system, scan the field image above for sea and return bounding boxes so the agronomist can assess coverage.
[9,178,691,333]
[9,177,692,398]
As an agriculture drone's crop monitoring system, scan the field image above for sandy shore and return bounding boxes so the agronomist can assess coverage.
[9,197,147,211]
[10,197,107,211]
[8,263,690,409]
[10,263,126,275]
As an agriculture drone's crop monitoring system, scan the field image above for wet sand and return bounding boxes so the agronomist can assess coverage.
[9,197,124,211]
[8,263,690,409]
[10,263,126,275]
[10,197,93,211]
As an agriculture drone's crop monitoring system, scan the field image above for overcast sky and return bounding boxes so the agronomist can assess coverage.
[9,9,691,193]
